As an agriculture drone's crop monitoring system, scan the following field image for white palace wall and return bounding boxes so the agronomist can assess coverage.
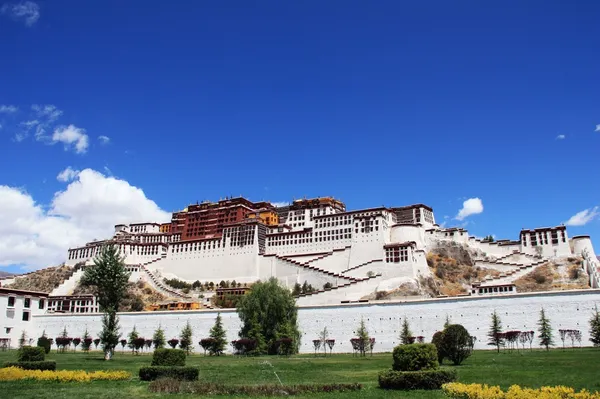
[31,289,600,354]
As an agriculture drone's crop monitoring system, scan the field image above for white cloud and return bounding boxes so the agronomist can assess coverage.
[32,104,62,122]
[56,167,80,183]
[595,124,600,132]
[455,197,484,221]
[271,201,290,207]
[98,135,110,145]
[564,206,599,227]
[1,1,40,26]
[556,134,565,140]
[52,125,89,154]
[0,168,170,269]
[0,104,18,113]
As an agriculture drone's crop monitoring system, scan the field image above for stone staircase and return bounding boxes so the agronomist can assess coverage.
[295,273,383,299]
[475,260,548,285]
[341,259,384,275]
[273,255,357,283]
[138,257,191,299]
[305,251,334,264]
[50,268,86,296]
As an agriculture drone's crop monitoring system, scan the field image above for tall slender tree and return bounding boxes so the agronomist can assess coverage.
[179,321,194,355]
[487,311,504,353]
[152,325,166,349]
[127,326,139,354]
[444,315,452,329]
[356,318,370,357]
[589,306,600,347]
[400,318,413,345]
[537,308,554,351]
[209,313,227,355]
[80,245,131,360]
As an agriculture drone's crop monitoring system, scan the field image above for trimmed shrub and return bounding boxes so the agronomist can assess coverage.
[37,336,52,354]
[138,366,199,381]
[443,383,600,399]
[149,379,363,394]
[378,369,457,390]
[0,367,130,382]
[151,348,186,366]
[17,346,45,362]
[3,361,56,371]
[431,331,446,363]
[392,344,438,371]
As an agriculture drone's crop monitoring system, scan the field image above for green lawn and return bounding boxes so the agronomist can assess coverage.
[0,348,599,399]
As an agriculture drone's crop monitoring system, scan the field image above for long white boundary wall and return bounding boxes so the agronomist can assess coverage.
[32,289,600,354]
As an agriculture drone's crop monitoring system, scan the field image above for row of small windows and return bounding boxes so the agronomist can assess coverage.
[172,240,223,253]
[474,286,514,294]
[140,235,163,243]
[7,297,44,309]
[522,230,566,247]
[385,247,409,263]
[267,228,353,245]
[131,225,149,233]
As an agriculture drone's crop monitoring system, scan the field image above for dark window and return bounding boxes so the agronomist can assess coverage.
[22,311,30,321]
[39,299,45,309]
[24,298,31,308]
[8,297,15,307]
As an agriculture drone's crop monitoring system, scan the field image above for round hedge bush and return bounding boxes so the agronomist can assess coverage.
[392,343,438,371]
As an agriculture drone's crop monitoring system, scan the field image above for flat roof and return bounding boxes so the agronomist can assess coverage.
[0,287,49,297]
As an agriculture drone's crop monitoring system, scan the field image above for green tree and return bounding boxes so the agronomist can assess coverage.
[127,326,139,354]
[292,283,302,296]
[18,331,27,348]
[538,308,554,351]
[99,312,120,358]
[400,318,413,345]
[444,315,452,329]
[301,280,309,294]
[442,324,473,365]
[80,245,130,360]
[209,313,227,356]
[246,313,267,355]
[152,325,166,349]
[237,277,301,354]
[356,318,370,357]
[487,311,503,353]
[81,329,92,352]
[482,235,494,243]
[179,321,193,355]
[590,306,600,347]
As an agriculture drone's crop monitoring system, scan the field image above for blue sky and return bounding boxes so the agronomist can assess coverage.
[0,0,598,272]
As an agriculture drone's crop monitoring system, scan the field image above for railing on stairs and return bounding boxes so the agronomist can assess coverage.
[340,259,383,274]
[138,258,191,299]
[295,273,383,298]
[274,255,357,283]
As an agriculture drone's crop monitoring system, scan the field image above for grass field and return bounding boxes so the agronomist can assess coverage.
[0,348,599,399]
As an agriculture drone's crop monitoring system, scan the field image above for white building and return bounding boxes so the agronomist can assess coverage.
[0,287,48,348]
[57,196,599,305]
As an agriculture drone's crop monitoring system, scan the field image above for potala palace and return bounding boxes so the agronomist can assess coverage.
[2,196,599,352]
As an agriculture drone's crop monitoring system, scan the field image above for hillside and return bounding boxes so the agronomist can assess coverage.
[424,252,501,296]
[72,280,166,312]
[6,265,74,293]
[514,257,589,292]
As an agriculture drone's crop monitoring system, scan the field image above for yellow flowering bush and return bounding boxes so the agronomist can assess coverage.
[443,383,600,399]
[0,367,131,382]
